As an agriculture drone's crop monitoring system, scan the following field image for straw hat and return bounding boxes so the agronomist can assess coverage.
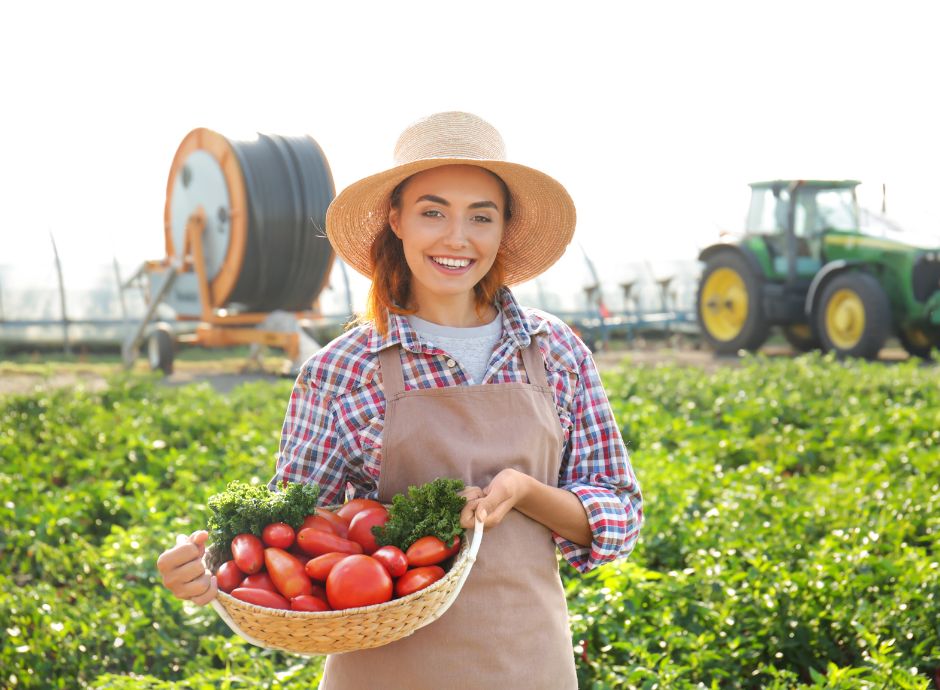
[325,111,576,285]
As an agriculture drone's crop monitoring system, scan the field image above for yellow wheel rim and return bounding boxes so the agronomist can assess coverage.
[701,268,749,341]
[825,288,865,349]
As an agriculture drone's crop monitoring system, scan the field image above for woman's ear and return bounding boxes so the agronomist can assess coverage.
[388,208,402,238]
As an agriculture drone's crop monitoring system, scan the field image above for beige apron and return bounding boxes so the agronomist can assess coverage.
[320,339,577,689]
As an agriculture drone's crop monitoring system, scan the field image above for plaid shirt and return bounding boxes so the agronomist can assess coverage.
[272,288,643,572]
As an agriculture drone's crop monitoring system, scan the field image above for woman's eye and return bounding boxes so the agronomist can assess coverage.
[471,215,492,223]
[422,209,444,218]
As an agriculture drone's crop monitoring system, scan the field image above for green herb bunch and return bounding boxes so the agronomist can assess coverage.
[373,478,466,551]
[207,480,319,556]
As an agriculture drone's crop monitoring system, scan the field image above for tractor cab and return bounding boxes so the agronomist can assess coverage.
[745,180,860,281]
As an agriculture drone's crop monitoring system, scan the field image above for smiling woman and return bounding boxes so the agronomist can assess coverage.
[157,111,644,690]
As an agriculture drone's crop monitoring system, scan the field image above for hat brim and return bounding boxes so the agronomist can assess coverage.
[325,158,576,286]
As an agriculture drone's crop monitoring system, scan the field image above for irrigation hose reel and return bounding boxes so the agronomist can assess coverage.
[122,128,336,374]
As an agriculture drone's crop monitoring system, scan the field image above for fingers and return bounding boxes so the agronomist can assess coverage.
[157,532,216,604]
[460,497,483,529]
[459,486,484,501]
[189,575,218,606]
[157,537,204,575]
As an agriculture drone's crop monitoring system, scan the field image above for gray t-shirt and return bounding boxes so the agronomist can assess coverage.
[407,311,503,384]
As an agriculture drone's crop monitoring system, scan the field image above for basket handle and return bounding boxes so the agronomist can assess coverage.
[425,518,484,624]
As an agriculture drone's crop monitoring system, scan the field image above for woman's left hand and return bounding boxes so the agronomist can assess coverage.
[459,469,530,530]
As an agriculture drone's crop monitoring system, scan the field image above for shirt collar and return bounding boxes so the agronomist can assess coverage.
[366,287,545,354]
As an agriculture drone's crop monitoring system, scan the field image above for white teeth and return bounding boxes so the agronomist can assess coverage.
[432,257,471,268]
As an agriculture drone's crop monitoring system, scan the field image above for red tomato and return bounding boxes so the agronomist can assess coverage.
[336,498,385,524]
[395,565,446,598]
[305,552,352,581]
[405,535,452,567]
[326,555,393,610]
[231,587,290,610]
[262,522,296,549]
[291,594,332,612]
[241,571,278,592]
[302,514,338,535]
[231,534,264,574]
[264,547,313,599]
[347,507,389,554]
[215,560,245,593]
[446,535,462,557]
[296,527,363,557]
[315,509,350,539]
[371,545,408,578]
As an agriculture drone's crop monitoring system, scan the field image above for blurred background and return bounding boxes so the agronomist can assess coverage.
[2,0,939,353]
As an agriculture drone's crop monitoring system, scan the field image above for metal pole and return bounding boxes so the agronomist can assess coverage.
[49,231,71,355]
[113,257,128,322]
[338,259,354,319]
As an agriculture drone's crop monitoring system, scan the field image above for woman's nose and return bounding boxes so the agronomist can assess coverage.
[443,219,469,248]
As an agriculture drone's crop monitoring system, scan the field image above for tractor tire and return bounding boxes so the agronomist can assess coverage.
[148,324,175,375]
[696,252,769,355]
[815,272,891,359]
[782,324,820,353]
[897,325,939,360]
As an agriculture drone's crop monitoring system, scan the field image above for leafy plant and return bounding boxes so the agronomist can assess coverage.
[1,353,938,688]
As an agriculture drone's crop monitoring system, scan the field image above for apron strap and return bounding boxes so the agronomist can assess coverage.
[378,345,406,398]
[520,336,550,388]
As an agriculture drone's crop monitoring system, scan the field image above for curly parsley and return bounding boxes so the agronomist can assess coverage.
[206,480,319,557]
[373,478,466,551]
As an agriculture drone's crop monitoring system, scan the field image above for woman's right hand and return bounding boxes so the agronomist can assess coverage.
[156,530,218,606]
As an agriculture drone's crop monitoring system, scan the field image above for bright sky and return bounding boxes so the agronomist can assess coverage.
[2,0,939,310]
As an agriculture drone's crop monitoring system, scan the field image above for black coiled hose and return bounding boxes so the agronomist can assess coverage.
[227,133,335,312]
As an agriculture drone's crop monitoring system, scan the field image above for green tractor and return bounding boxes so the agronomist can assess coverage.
[696,180,940,359]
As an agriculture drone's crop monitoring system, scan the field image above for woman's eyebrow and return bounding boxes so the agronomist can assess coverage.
[414,194,499,211]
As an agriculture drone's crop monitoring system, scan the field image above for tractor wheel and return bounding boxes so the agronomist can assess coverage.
[897,325,939,360]
[148,324,175,375]
[697,252,769,354]
[782,324,819,353]
[815,272,891,359]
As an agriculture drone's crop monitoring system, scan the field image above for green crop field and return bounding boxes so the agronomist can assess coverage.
[1,354,938,689]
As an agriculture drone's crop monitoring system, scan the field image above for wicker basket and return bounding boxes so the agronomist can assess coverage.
[205,519,483,655]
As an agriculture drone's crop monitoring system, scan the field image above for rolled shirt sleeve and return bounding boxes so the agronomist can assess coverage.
[554,351,643,572]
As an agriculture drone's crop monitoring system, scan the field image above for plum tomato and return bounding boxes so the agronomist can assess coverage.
[347,507,389,554]
[326,554,393,610]
[296,527,363,557]
[301,514,338,535]
[304,552,352,581]
[394,565,446,598]
[231,533,265,574]
[231,587,290,610]
[241,571,278,592]
[335,498,385,524]
[371,545,408,578]
[215,560,245,593]
[261,522,296,549]
[405,535,453,567]
[290,594,332,612]
[264,547,312,599]
[314,508,350,539]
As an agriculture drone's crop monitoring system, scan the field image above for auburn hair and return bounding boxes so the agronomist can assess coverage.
[357,171,510,335]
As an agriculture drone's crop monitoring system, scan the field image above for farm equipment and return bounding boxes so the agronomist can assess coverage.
[696,180,940,359]
[121,128,336,374]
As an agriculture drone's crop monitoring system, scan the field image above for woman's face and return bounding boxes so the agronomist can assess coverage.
[389,164,506,305]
